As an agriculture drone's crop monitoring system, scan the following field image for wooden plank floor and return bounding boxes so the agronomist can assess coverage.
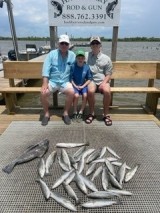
[0,105,160,135]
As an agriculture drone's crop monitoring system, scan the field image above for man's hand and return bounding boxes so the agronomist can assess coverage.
[41,82,48,94]
[98,82,106,91]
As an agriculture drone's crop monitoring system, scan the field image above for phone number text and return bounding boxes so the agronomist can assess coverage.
[62,14,107,20]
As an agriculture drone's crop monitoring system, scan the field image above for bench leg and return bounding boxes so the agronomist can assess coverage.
[145,93,159,115]
[4,93,17,114]
[51,91,63,109]
[53,91,58,107]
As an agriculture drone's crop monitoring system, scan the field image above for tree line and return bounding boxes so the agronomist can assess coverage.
[0,36,160,42]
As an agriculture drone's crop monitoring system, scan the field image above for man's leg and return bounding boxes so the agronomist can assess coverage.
[40,89,51,125]
[61,82,74,125]
[63,88,74,116]
[102,83,111,116]
[101,83,112,126]
[85,82,96,124]
[87,81,96,115]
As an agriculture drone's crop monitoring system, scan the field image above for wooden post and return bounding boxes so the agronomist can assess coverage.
[49,26,58,107]
[110,26,119,105]
[6,0,20,61]
[111,26,119,61]
[49,26,57,50]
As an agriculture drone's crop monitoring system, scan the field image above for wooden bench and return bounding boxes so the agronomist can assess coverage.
[0,60,160,115]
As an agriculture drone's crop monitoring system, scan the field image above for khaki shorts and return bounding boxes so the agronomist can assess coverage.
[48,82,73,93]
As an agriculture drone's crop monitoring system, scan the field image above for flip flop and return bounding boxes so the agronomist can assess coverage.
[103,115,112,126]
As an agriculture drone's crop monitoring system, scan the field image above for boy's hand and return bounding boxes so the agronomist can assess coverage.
[78,85,83,90]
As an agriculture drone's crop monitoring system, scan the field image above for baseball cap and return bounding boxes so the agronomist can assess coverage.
[59,34,70,44]
[90,36,101,44]
[76,49,85,57]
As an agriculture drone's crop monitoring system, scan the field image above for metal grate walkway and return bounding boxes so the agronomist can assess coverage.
[0,121,160,212]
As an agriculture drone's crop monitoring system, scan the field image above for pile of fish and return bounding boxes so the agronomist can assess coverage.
[36,142,139,211]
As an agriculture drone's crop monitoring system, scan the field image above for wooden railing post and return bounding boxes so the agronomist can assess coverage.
[50,26,58,107]
[110,26,119,106]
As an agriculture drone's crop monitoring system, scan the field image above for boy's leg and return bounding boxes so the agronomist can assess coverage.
[73,90,80,113]
[79,92,87,113]
[72,93,79,121]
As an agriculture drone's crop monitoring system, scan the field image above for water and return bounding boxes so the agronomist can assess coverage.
[0,40,160,60]
[0,40,160,106]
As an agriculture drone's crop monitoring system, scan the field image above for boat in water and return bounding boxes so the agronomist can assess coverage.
[7,44,50,61]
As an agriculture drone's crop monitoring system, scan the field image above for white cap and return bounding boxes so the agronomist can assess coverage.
[59,34,70,44]
[90,36,101,44]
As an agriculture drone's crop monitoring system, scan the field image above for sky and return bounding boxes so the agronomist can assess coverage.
[0,0,160,38]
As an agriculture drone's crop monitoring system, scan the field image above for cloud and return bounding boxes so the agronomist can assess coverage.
[0,0,160,38]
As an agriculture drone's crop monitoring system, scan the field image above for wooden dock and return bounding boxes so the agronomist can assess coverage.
[0,104,160,135]
[0,56,160,135]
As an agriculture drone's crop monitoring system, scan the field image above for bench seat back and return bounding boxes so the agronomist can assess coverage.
[112,62,157,79]
[3,61,160,80]
[3,61,43,79]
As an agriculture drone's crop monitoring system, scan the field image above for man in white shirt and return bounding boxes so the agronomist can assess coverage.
[41,34,75,125]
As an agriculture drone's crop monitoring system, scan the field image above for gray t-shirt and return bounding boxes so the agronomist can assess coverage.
[85,51,113,85]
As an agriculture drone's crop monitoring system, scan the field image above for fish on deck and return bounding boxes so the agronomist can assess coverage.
[2,138,49,174]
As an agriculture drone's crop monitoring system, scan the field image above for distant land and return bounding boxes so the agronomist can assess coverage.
[0,36,160,42]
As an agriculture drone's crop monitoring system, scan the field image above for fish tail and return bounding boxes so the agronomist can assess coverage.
[35,178,41,182]
[2,162,16,174]
[75,199,81,205]
[45,172,52,176]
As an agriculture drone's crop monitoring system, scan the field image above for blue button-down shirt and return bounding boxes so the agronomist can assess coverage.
[42,49,75,87]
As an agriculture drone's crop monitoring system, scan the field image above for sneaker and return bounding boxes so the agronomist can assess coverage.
[72,113,77,122]
[77,113,83,123]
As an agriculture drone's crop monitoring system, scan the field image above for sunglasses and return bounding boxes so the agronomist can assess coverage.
[60,42,69,46]
[91,41,100,45]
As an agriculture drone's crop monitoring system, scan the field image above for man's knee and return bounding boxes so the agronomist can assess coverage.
[41,90,50,100]
[65,88,74,96]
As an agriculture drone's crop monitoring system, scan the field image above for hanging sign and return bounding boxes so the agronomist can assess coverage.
[48,0,121,26]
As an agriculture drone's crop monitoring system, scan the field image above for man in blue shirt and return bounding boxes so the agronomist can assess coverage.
[41,34,76,125]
